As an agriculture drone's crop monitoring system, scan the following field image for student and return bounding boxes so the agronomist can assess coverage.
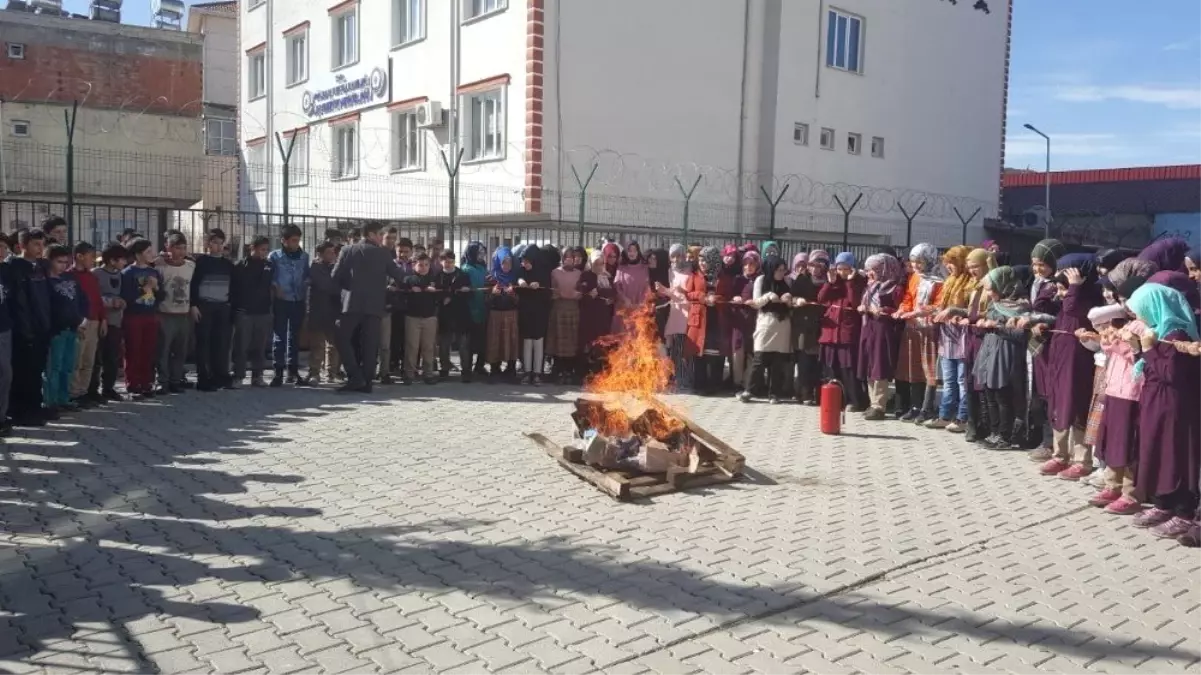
[739,255,793,404]
[430,249,471,382]
[548,246,584,384]
[268,225,310,386]
[516,245,552,385]
[460,241,490,380]
[190,228,236,391]
[973,266,1040,450]
[647,247,670,343]
[1025,238,1066,460]
[0,237,13,434]
[611,242,650,335]
[0,232,10,261]
[895,243,944,423]
[815,252,867,411]
[41,215,68,245]
[69,242,104,407]
[578,248,617,378]
[90,243,127,401]
[388,237,415,381]
[402,253,440,384]
[857,253,905,420]
[155,232,195,394]
[230,236,274,387]
[43,244,88,412]
[788,252,821,404]
[306,242,341,384]
[657,244,697,390]
[1079,301,1142,512]
[120,239,164,398]
[486,247,520,382]
[693,246,732,395]
[929,246,974,430]
[731,249,763,393]
[958,248,998,442]
[9,230,53,425]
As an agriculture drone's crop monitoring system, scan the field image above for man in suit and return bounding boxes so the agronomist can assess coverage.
[332,220,406,393]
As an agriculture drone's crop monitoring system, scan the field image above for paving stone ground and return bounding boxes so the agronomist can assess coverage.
[0,381,1198,674]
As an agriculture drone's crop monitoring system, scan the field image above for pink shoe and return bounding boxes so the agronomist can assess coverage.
[1089,488,1121,507]
[1105,496,1143,515]
[1058,464,1093,481]
[1039,459,1071,476]
[1132,507,1173,528]
[1151,516,1196,539]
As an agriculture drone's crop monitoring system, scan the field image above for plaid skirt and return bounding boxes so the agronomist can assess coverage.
[897,323,939,384]
[547,299,581,357]
[486,309,520,363]
[1083,365,1107,446]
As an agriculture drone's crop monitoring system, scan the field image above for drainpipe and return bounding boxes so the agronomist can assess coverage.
[264,0,275,217]
[813,0,824,98]
[0,98,7,194]
[734,0,750,237]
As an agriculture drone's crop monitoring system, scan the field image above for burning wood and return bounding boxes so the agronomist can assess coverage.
[572,397,699,474]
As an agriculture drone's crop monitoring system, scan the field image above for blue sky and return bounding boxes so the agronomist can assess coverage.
[1007,0,1201,170]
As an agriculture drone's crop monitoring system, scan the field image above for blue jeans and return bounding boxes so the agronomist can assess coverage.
[938,357,969,422]
[44,330,78,406]
[272,299,306,371]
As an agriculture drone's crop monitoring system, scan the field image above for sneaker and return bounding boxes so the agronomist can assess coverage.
[1151,516,1196,539]
[1088,488,1121,507]
[769,396,781,405]
[1039,459,1071,476]
[1105,496,1143,516]
[900,409,919,422]
[285,372,299,385]
[946,421,966,433]
[863,407,886,421]
[1179,525,1201,548]
[379,375,393,385]
[1058,464,1093,481]
[737,391,752,403]
[270,374,284,388]
[251,378,268,388]
[0,422,11,437]
[102,389,123,402]
[1082,471,1107,488]
[307,374,323,385]
[925,419,950,429]
[1028,447,1053,463]
[1132,507,1173,528]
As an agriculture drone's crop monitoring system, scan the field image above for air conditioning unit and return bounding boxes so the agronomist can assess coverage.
[415,101,444,128]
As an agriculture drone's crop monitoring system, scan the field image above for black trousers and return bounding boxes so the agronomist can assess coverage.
[194,301,233,387]
[965,380,988,439]
[11,336,48,420]
[793,351,821,402]
[467,321,487,371]
[337,313,381,387]
[984,386,1015,440]
[389,311,405,370]
[89,327,123,394]
[748,351,789,398]
[694,355,725,394]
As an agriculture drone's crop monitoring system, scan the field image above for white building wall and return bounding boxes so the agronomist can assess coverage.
[200,13,240,109]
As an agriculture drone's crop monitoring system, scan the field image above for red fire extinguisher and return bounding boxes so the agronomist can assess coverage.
[819,380,844,435]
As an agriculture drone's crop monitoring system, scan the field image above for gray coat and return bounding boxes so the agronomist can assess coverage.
[331,240,405,316]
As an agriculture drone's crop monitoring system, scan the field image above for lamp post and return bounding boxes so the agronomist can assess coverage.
[1023,123,1051,238]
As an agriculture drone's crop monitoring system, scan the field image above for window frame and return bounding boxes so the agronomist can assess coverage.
[286,131,310,187]
[847,132,862,155]
[247,51,267,101]
[390,108,425,173]
[464,0,506,23]
[871,136,885,158]
[246,142,267,192]
[825,8,865,74]
[6,43,25,59]
[204,117,237,156]
[393,0,425,48]
[331,5,360,71]
[285,29,309,88]
[248,0,265,9]
[819,127,835,151]
[793,123,809,146]
[11,119,31,137]
[331,120,359,181]
[461,87,506,163]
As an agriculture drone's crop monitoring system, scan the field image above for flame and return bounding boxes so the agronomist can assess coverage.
[582,299,686,441]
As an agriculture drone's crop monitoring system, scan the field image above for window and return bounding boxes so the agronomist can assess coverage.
[11,120,30,137]
[467,0,505,20]
[247,143,266,191]
[7,43,25,59]
[286,31,308,86]
[825,9,864,73]
[286,133,310,186]
[793,123,809,146]
[847,132,861,155]
[332,122,358,179]
[204,118,237,155]
[394,0,424,46]
[819,127,835,150]
[331,7,358,69]
[391,109,423,171]
[871,136,885,158]
[248,52,266,100]
[249,0,264,8]
[463,89,504,161]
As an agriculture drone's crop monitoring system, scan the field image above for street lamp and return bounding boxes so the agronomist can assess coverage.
[1023,123,1051,238]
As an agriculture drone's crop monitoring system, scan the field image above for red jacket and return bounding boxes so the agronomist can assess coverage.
[73,267,105,322]
[817,273,866,345]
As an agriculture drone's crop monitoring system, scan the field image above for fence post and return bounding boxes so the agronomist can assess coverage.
[896,200,926,250]
[62,100,79,241]
[439,146,465,249]
[834,192,863,251]
[674,175,702,244]
[954,206,982,246]
[759,183,791,241]
[572,163,598,247]
[274,132,296,228]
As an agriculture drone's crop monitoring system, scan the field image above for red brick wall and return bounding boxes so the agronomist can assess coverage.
[524,0,545,214]
[0,42,202,117]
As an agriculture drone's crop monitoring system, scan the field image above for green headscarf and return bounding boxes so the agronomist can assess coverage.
[762,240,781,258]
[984,266,1031,320]
[1031,238,1066,270]
[1127,283,1201,378]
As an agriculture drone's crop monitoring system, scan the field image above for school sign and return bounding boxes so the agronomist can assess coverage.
[301,67,388,120]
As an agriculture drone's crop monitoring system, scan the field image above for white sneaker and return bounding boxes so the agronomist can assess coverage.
[946,421,965,433]
[926,419,950,429]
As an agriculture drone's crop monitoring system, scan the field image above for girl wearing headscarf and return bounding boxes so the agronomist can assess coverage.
[720,245,744,388]
[958,248,997,442]
[577,249,616,377]
[601,241,620,278]
[647,248,671,342]
[972,266,1036,449]
[1186,248,1200,282]
[816,252,868,411]
[790,251,824,404]
[1037,252,1103,480]
[485,246,520,381]
[927,246,974,431]
[516,244,552,384]
[730,249,762,392]
[761,240,782,259]
[1024,238,1066,460]
[1096,248,1134,277]
[895,243,944,422]
[1107,256,1158,290]
[857,253,905,419]
[611,241,650,334]
[1147,271,1201,330]
[1125,284,1201,539]
[692,246,733,394]
[548,246,585,383]
[738,255,793,404]
[460,241,490,379]
[1137,237,1190,275]
[657,245,701,390]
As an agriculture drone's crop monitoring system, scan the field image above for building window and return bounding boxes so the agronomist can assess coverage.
[391,109,423,172]
[847,132,861,155]
[466,0,505,20]
[793,123,809,146]
[331,6,359,70]
[10,120,30,137]
[287,133,310,186]
[463,88,505,161]
[248,52,266,100]
[286,31,308,86]
[332,121,358,179]
[247,143,266,191]
[204,118,237,156]
[819,127,835,150]
[6,43,25,59]
[825,9,864,74]
[871,136,885,158]
[394,0,424,46]
[249,0,264,8]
